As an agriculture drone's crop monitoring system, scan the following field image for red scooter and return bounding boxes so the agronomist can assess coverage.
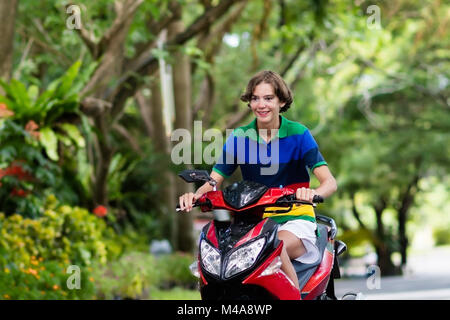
[177,170,349,300]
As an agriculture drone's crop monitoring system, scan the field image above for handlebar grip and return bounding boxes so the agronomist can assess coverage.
[313,195,324,203]
[176,202,199,212]
[286,194,324,203]
[285,194,296,201]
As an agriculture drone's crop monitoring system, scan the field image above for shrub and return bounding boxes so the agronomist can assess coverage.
[0,118,64,218]
[0,62,89,218]
[92,252,161,300]
[0,260,95,300]
[156,252,198,290]
[0,195,120,299]
[0,197,112,268]
[92,251,198,300]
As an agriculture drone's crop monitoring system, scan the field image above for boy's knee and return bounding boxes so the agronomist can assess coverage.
[278,231,306,259]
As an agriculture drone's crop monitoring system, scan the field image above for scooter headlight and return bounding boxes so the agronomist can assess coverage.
[224,238,266,279]
[200,240,221,276]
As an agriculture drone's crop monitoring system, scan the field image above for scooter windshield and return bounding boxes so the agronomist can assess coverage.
[222,180,268,210]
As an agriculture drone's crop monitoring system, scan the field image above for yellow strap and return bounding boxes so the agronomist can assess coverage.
[262,204,315,219]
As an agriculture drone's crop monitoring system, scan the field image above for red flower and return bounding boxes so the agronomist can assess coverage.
[93,205,108,217]
[0,103,14,118]
[25,120,40,140]
[0,162,33,181]
[0,162,33,190]
[0,161,33,197]
[10,188,28,197]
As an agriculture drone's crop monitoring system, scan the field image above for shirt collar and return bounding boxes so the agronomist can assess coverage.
[248,115,289,143]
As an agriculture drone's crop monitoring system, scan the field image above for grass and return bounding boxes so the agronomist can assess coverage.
[151,287,201,300]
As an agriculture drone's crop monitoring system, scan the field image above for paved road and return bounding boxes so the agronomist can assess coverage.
[334,246,450,300]
[335,274,450,300]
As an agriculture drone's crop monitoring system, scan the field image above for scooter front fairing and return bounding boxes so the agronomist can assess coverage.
[198,217,300,300]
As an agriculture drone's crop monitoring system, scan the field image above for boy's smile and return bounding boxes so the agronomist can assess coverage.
[250,82,285,130]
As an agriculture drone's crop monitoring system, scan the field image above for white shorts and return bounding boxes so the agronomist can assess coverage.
[278,219,320,264]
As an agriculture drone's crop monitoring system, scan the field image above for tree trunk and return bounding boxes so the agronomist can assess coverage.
[373,198,400,275]
[82,1,139,206]
[398,174,420,267]
[149,79,177,247]
[170,19,195,252]
[135,91,154,138]
[0,0,18,86]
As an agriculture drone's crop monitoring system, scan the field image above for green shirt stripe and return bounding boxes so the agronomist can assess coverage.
[212,167,230,178]
[269,215,316,224]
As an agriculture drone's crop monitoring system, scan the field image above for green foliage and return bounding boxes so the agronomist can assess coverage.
[92,251,197,300]
[157,252,198,289]
[106,145,170,239]
[92,251,160,300]
[0,195,116,269]
[0,61,81,125]
[433,227,450,247]
[338,228,374,256]
[151,287,200,300]
[0,118,64,217]
[0,195,123,299]
[0,260,95,300]
[0,62,90,216]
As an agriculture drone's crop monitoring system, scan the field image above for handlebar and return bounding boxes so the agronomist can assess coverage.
[283,194,324,204]
[176,202,200,212]
[176,194,324,212]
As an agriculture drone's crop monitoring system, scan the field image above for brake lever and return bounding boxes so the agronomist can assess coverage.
[176,202,199,212]
[175,202,199,212]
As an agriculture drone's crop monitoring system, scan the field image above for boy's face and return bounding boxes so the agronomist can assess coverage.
[250,82,285,127]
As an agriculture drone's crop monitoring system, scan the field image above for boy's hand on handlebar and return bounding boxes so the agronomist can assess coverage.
[296,187,317,203]
[178,192,202,212]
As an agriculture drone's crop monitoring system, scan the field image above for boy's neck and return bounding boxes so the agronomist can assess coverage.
[256,116,281,142]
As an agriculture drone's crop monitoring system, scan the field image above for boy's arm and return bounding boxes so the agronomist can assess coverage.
[312,165,337,198]
[194,171,225,196]
[296,166,337,202]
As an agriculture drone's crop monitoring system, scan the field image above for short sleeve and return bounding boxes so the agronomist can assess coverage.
[301,129,327,172]
[213,131,238,178]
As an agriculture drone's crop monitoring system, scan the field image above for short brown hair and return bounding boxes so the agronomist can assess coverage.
[240,70,293,113]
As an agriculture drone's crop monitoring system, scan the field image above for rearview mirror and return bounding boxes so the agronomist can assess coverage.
[178,170,211,183]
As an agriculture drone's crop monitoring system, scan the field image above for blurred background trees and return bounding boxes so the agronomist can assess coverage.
[0,1,448,298]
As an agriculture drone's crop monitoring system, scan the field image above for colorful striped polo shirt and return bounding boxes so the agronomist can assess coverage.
[213,115,327,188]
[213,116,327,223]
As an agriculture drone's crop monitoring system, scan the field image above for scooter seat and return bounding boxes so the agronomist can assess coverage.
[291,223,329,291]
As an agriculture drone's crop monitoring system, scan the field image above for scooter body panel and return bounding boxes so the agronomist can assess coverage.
[301,241,335,300]
[198,215,336,300]
[182,178,344,300]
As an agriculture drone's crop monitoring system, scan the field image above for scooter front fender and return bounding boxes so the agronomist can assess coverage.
[242,241,301,300]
